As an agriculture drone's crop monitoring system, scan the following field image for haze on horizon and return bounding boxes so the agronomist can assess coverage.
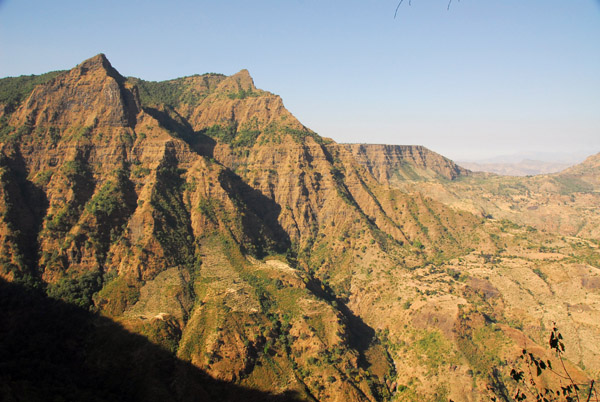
[1,0,598,162]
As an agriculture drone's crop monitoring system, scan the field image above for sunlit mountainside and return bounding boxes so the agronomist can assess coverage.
[1,54,599,402]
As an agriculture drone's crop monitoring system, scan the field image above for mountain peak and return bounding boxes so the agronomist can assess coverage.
[75,53,123,82]
[234,68,251,77]
[215,68,257,94]
[232,69,253,82]
[9,53,137,128]
[82,53,109,65]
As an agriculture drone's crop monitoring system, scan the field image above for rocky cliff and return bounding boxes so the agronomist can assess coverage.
[340,143,469,183]
[0,54,599,402]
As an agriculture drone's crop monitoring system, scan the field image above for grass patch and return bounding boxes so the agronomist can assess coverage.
[414,330,455,373]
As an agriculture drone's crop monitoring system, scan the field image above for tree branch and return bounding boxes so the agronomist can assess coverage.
[395,0,459,16]
[394,0,405,19]
[586,380,595,402]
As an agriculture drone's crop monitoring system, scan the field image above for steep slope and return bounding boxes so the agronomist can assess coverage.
[0,55,598,402]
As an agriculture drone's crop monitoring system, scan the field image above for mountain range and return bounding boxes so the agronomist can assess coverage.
[1,54,599,402]
[457,159,574,176]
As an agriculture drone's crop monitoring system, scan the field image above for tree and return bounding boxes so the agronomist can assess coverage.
[490,325,597,402]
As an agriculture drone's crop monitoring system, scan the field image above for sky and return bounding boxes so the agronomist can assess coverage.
[1,0,599,161]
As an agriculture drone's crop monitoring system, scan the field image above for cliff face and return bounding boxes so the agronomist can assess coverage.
[340,143,469,183]
[0,54,599,402]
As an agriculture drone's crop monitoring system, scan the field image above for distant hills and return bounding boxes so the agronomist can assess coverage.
[457,152,591,176]
[457,159,572,176]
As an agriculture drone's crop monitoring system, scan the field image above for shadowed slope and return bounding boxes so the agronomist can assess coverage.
[0,278,305,402]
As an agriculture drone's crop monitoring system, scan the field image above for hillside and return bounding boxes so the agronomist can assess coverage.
[0,54,599,402]
[405,153,600,240]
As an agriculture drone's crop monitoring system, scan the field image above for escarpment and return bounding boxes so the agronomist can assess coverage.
[340,143,469,183]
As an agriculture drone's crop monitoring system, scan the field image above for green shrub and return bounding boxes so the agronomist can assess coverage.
[127,74,225,107]
[47,271,102,309]
[0,71,64,110]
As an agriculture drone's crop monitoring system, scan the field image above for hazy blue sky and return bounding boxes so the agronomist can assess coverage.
[1,0,599,161]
